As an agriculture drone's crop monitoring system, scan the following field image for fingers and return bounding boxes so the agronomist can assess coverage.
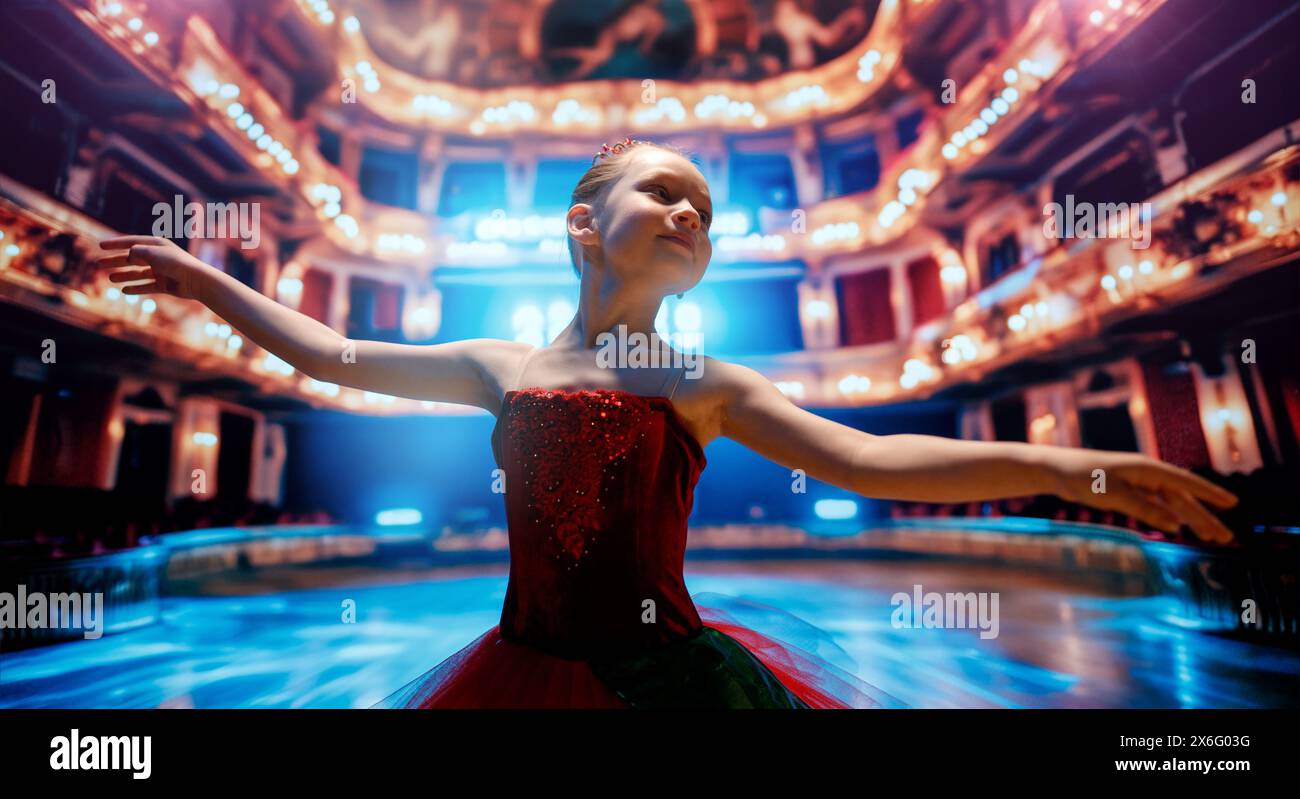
[1161,486,1235,544]
[1171,467,1239,509]
[94,247,158,269]
[93,252,134,270]
[108,268,153,283]
[1106,485,1180,534]
[1130,489,1182,534]
[99,235,165,251]
[121,282,162,295]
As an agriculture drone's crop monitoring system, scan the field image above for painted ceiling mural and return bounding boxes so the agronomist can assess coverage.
[350,0,880,86]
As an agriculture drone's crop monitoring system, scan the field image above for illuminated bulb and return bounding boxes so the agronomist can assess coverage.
[1270,191,1287,206]
[837,374,871,394]
[1118,263,1134,280]
[1100,274,1117,290]
[1003,68,1018,84]
[1089,10,1104,25]
[1247,209,1263,223]
[343,15,360,32]
[1008,314,1026,331]
[1138,260,1154,274]
[143,31,159,46]
[226,103,244,118]
[942,143,958,159]
[1002,87,1019,103]
[128,17,142,31]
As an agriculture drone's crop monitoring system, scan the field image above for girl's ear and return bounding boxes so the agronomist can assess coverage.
[567,203,600,246]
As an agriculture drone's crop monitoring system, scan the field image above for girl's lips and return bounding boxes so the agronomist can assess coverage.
[660,234,694,254]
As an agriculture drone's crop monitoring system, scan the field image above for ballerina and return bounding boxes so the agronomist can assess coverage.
[95,138,1239,708]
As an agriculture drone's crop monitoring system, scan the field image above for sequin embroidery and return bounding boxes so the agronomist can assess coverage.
[503,388,654,566]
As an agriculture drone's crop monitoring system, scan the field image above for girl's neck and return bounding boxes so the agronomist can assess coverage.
[556,271,665,350]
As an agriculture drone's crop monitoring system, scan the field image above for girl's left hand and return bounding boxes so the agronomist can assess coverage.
[1051,450,1240,544]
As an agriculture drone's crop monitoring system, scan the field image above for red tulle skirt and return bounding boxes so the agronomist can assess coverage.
[373,592,901,709]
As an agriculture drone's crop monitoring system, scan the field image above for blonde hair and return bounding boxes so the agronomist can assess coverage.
[566,139,697,279]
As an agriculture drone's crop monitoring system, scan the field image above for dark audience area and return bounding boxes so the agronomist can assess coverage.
[0,485,334,561]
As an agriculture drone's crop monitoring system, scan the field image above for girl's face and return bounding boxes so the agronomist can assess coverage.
[574,148,713,295]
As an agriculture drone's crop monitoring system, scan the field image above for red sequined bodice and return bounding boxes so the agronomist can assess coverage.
[490,387,708,659]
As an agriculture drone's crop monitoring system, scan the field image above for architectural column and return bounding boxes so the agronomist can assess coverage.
[790,123,824,208]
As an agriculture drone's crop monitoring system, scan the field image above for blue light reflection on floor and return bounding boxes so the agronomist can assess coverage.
[1,564,1296,709]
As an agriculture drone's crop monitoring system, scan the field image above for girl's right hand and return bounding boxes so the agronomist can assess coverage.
[95,236,217,301]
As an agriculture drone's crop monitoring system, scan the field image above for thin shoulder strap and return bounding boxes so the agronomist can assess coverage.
[660,364,686,400]
[508,345,540,393]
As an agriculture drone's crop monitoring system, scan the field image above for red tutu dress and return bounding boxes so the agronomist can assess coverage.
[375,354,899,709]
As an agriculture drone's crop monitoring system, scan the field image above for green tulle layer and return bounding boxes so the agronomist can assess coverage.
[589,627,812,709]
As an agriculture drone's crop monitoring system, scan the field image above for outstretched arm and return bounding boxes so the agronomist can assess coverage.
[96,236,507,410]
[714,360,1239,543]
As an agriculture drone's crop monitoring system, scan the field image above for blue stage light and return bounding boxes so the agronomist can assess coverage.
[813,499,858,520]
[375,508,423,527]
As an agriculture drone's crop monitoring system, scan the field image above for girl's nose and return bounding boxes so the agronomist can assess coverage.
[674,208,700,230]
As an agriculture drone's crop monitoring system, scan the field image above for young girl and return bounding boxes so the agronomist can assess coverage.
[96,138,1238,709]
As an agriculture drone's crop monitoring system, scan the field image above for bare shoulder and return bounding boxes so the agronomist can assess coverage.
[460,338,534,405]
[690,356,783,405]
[671,355,782,447]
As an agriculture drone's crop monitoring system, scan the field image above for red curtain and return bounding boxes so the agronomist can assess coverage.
[350,276,404,331]
[906,255,944,326]
[835,268,895,346]
[299,268,333,324]
[372,281,403,330]
[1139,357,1211,468]
[29,383,116,486]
